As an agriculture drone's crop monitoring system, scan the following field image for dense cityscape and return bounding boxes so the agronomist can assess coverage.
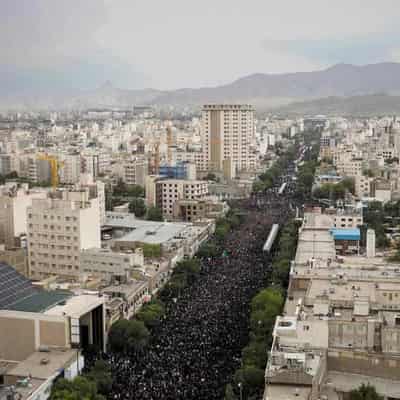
[1,104,399,400]
[1,2,400,400]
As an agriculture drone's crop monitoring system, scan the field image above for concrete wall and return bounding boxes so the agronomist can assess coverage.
[328,350,400,380]
[0,311,68,361]
[381,327,400,354]
[0,316,36,361]
[39,320,69,348]
[328,320,368,349]
[79,198,101,250]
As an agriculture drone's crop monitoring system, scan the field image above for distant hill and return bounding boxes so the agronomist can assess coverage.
[150,63,400,108]
[269,94,400,116]
[2,62,400,111]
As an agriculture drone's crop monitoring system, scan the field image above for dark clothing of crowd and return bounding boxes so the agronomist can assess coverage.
[107,181,296,400]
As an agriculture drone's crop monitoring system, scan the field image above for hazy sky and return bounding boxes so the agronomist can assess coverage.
[1,0,400,91]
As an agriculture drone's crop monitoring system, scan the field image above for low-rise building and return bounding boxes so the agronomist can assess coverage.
[172,198,227,222]
[105,212,213,258]
[0,263,107,400]
[264,210,400,400]
[103,280,149,321]
[80,247,144,283]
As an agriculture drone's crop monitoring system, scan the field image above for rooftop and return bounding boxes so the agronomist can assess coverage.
[264,385,311,400]
[44,294,104,318]
[106,212,199,245]
[330,228,361,241]
[6,348,77,380]
[294,212,336,264]
[323,371,400,399]
[6,290,73,313]
[103,280,148,297]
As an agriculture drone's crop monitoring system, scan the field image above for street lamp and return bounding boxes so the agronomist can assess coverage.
[238,382,243,400]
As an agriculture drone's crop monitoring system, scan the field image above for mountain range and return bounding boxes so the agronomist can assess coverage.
[2,62,400,114]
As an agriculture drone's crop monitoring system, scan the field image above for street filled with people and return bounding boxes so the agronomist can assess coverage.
[106,177,296,400]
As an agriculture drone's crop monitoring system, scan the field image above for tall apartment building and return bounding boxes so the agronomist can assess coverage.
[59,154,81,184]
[27,189,101,280]
[123,155,148,186]
[0,183,47,248]
[201,104,257,173]
[25,155,52,184]
[0,153,18,176]
[81,153,100,180]
[155,179,209,219]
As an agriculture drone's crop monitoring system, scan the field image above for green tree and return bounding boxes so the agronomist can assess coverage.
[197,242,218,258]
[215,217,231,241]
[50,376,105,400]
[233,366,265,397]
[126,184,145,198]
[142,243,162,258]
[251,287,284,314]
[113,179,128,196]
[175,258,201,283]
[86,359,112,396]
[136,299,165,329]
[341,177,355,194]
[129,198,147,217]
[146,206,163,221]
[252,180,268,193]
[108,318,150,353]
[271,258,291,288]
[125,319,150,353]
[349,384,383,400]
[108,319,130,352]
[242,340,268,369]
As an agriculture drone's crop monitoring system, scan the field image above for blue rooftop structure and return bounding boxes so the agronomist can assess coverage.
[159,161,191,180]
[330,228,360,241]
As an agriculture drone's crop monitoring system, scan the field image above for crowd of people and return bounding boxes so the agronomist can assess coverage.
[105,188,295,400]
[102,150,306,400]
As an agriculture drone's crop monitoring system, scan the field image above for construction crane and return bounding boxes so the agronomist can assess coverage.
[167,126,173,164]
[37,154,63,189]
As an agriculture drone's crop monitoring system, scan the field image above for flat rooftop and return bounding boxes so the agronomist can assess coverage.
[44,294,104,318]
[295,230,336,264]
[306,279,376,303]
[274,316,329,349]
[6,348,77,380]
[117,222,189,244]
[294,212,336,264]
[323,371,400,399]
[0,378,44,400]
[103,280,147,297]
[264,385,311,400]
[106,212,194,244]
[302,212,333,230]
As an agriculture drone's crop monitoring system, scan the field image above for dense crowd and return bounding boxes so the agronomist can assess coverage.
[105,183,295,400]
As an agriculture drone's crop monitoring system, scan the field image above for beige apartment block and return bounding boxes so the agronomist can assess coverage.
[201,104,257,173]
[122,155,148,186]
[27,189,101,280]
[156,179,209,219]
[0,183,47,248]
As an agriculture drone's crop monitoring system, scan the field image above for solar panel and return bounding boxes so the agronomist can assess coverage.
[0,263,38,309]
